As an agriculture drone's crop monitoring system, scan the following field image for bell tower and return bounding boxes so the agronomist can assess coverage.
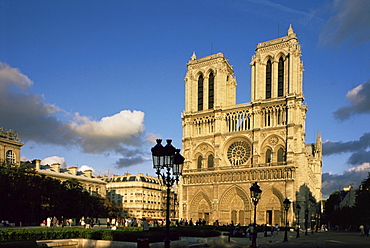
[184,52,236,113]
[250,25,303,102]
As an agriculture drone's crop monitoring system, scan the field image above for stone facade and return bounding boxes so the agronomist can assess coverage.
[102,173,178,220]
[179,25,322,226]
[0,128,23,166]
[30,159,106,197]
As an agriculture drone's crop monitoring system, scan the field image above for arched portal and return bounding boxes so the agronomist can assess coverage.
[219,186,251,226]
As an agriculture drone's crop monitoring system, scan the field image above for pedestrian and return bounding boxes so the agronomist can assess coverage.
[46,217,51,228]
[142,218,149,231]
[249,223,256,242]
[359,224,365,236]
[85,217,91,229]
[52,216,57,228]
[80,216,85,229]
[365,224,369,237]
[60,216,65,228]
[275,224,279,234]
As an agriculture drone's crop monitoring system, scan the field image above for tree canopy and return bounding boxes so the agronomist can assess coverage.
[0,163,109,225]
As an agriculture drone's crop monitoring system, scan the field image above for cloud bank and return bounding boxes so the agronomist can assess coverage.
[324,81,370,167]
[322,163,370,199]
[0,62,148,168]
[333,81,370,120]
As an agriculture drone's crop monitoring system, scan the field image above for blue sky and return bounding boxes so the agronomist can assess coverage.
[1,0,369,199]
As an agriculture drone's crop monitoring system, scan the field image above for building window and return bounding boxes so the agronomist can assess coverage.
[197,156,203,169]
[208,154,214,168]
[278,57,284,97]
[198,74,204,111]
[6,150,15,164]
[266,60,272,99]
[266,149,272,164]
[208,72,214,109]
[277,148,285,163]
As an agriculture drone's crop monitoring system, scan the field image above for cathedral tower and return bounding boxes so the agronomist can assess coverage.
[179,26,322,227]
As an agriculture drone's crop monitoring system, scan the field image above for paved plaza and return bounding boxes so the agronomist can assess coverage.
[210,231,370,248]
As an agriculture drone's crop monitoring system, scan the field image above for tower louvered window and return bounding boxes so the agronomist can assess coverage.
[266,60,272,99]
[198,75,204,111]
[278,57,284,97]
[208,72,214,109]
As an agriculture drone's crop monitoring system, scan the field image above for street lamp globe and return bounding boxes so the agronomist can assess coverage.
[250,182,262,204]
[249,182,262,248]
[150,139,184,248]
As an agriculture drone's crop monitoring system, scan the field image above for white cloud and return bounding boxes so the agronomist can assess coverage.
[322,162,370,199]
[334,81,370,120]
[72,111,144,138]
[0,62,148,168]
[41,156,67,168]
[0,62,33,91]
[347,162,370,172]
[79,165,95,172]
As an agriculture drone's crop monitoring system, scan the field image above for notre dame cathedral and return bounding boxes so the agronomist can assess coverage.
[179,25,322,227]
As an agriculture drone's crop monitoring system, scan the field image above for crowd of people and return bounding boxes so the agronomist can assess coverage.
[44,216,72,228]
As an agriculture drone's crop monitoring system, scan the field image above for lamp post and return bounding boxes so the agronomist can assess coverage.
[283,198,291,242]
[305,209,308,235]
[151,139,184,248]
[250,182,262,248]
[296,204,301,238]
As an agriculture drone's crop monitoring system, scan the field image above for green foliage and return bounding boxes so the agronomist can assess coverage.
[0,226,220,243]
[0,164,109,225]
[324,173,370,228]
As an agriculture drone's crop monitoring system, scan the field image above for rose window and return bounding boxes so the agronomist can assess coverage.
[227,141,251,166]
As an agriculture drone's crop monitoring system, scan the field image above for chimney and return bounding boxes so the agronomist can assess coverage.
[68,166,77,176]
[84,170,92,178]
[34,159,41,170]
[51,163,60,173]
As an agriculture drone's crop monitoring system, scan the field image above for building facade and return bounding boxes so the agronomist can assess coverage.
[179,25,322,226]
[30,159,106,197]
[0,128,23,166]
[103,173,178,220]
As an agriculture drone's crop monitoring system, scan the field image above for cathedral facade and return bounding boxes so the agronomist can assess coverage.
[179,26,322,227]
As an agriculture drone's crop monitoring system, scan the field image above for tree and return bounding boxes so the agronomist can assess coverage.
[355,173,370,224]
[0,163,110,225]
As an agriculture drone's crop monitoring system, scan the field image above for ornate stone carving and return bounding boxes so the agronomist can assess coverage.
[269,136,279,146]
[227,141,251,166]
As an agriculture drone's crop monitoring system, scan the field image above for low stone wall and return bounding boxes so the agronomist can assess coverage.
[36,235,226,248]
[37,238,188,248]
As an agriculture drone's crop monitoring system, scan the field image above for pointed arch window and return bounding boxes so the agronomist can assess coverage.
[277,148,285,164]
[278,57,284,97]
[208,72,214,109]
[197,155,203,169]
[266,149,272,164]
[266,60,272,99]
[208,154,214,168]
[198,74,204,111]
